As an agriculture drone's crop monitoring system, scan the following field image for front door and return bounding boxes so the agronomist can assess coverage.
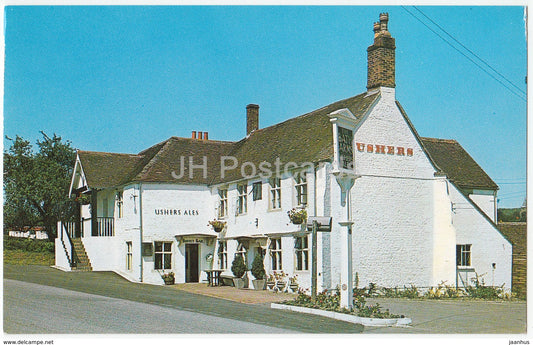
[185,244,199,283]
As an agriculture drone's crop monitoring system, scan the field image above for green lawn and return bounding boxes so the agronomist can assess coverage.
[4,249,55,266]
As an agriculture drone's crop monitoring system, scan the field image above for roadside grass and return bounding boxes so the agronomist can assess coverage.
[4,249,55,266]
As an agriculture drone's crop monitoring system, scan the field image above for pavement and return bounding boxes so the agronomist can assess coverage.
[172,283,294,304]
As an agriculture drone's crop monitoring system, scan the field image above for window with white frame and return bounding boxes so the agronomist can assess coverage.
[236,242,247,265]
[269,238,282,270]
[269,178,281,209]
[294,236,309,271]
[218,188,228,218]
[218,240,228,270]
[252,181,262,201]
[237,184,247,215]
[456,244,471,266]
[294,172,308,206]
[154,242,172,270]
[126,241,132,270]
[116,191,123,218]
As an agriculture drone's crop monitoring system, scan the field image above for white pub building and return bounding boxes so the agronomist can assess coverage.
[55,14,512,293]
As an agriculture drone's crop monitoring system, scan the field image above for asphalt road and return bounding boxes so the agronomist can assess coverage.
[3,265,364,334]
[4,279,292,334]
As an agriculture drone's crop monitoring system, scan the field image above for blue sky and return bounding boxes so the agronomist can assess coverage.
[3,6,527,208]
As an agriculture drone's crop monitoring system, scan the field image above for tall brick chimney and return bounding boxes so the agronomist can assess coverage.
[367,13,396,90]
[246,104,259,135]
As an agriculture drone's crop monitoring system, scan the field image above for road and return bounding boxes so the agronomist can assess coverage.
[4,279,292,334]
[3,265,364,334]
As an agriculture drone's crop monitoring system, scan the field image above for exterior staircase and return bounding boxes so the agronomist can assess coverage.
[71,238,92,271]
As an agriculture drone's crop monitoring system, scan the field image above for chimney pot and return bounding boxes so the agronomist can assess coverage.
[367,13,396,90]
[246,104,259,135]
[192,131,197,139]
[204,132,208,140]
[198,131,203,140]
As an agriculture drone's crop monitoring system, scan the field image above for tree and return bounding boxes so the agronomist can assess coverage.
[4,132,77,240]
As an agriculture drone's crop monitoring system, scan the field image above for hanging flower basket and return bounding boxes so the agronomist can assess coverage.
[208,219,226,233]
[287,208,307,225]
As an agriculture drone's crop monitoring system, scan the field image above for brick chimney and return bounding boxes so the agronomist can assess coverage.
[246,104,259,135]
[367,13,396,90]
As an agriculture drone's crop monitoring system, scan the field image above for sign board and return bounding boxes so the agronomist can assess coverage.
[306,217,332,232]
[337,126,354,170]
[142,242,153,256]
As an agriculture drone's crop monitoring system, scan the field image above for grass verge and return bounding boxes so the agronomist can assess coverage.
[4,249,55,266]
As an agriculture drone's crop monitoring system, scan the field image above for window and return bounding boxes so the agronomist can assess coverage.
[154,242,172,270]
[218,188,228,218]
[218,241,228,270]
[116,191,123,218]
[294,172,308,206]
[126,241,132,270]
[295,236,309,271]
[236,242,247,265]
[237,184,247,215]
[269,238,282,270]
[456,244,471,266]
[252,182,262,201]
[269,178,281,209]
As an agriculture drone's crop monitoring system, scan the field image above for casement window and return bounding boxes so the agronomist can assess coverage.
[154,242,172,270]
[236,242,247,266]
[294,236,309,271]
[126,241,132,270]
[252,182,262,201]
[456,244,472,267]
[269,238,282,270]
[218,241,228,270]
[236,184,248,215]
[294,172,308,206]
[218,188,228,218]
[116,191,123,218]
[269,178,281,209]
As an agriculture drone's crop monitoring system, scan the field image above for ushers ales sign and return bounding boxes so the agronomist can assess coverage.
[356,142,413,156]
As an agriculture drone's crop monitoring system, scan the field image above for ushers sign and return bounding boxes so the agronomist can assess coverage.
[356,142,413,156]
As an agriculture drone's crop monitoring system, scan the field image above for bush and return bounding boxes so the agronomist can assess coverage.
[4,237,54,253]
[250,254,265,280]
[231,255,246,278]
[284,289,402,319]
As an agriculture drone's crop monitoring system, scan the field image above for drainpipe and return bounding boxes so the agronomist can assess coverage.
[313,163,318,217]
[139,182,144,282]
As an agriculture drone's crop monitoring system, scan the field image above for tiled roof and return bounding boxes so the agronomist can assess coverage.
[420,137,498,191]
[497,222,526,254]
[78,151,144,189]
[77,90,497,192]
[77,91,379,188]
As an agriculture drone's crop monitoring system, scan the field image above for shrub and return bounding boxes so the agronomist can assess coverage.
[250,254,265,280]
[4,237,54,253]
[231,255,247,278]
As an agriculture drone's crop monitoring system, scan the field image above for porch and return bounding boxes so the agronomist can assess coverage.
[63,217,115,238]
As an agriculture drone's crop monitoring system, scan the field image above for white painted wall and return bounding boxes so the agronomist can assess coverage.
[468,190,497,222]
[449,183,512,289]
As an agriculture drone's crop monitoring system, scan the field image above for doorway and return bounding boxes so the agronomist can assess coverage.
[185,244,199,283]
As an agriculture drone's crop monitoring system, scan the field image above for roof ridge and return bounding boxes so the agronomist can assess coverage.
[134,139,173,181]
[169,136,235,144]
[248,92,368,136]
[78,149,141,157]
[420,137,458,144]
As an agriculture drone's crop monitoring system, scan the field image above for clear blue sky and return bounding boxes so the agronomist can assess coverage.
[4,6,527,208]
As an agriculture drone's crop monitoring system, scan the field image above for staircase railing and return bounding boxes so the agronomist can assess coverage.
[60,222,77,268]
